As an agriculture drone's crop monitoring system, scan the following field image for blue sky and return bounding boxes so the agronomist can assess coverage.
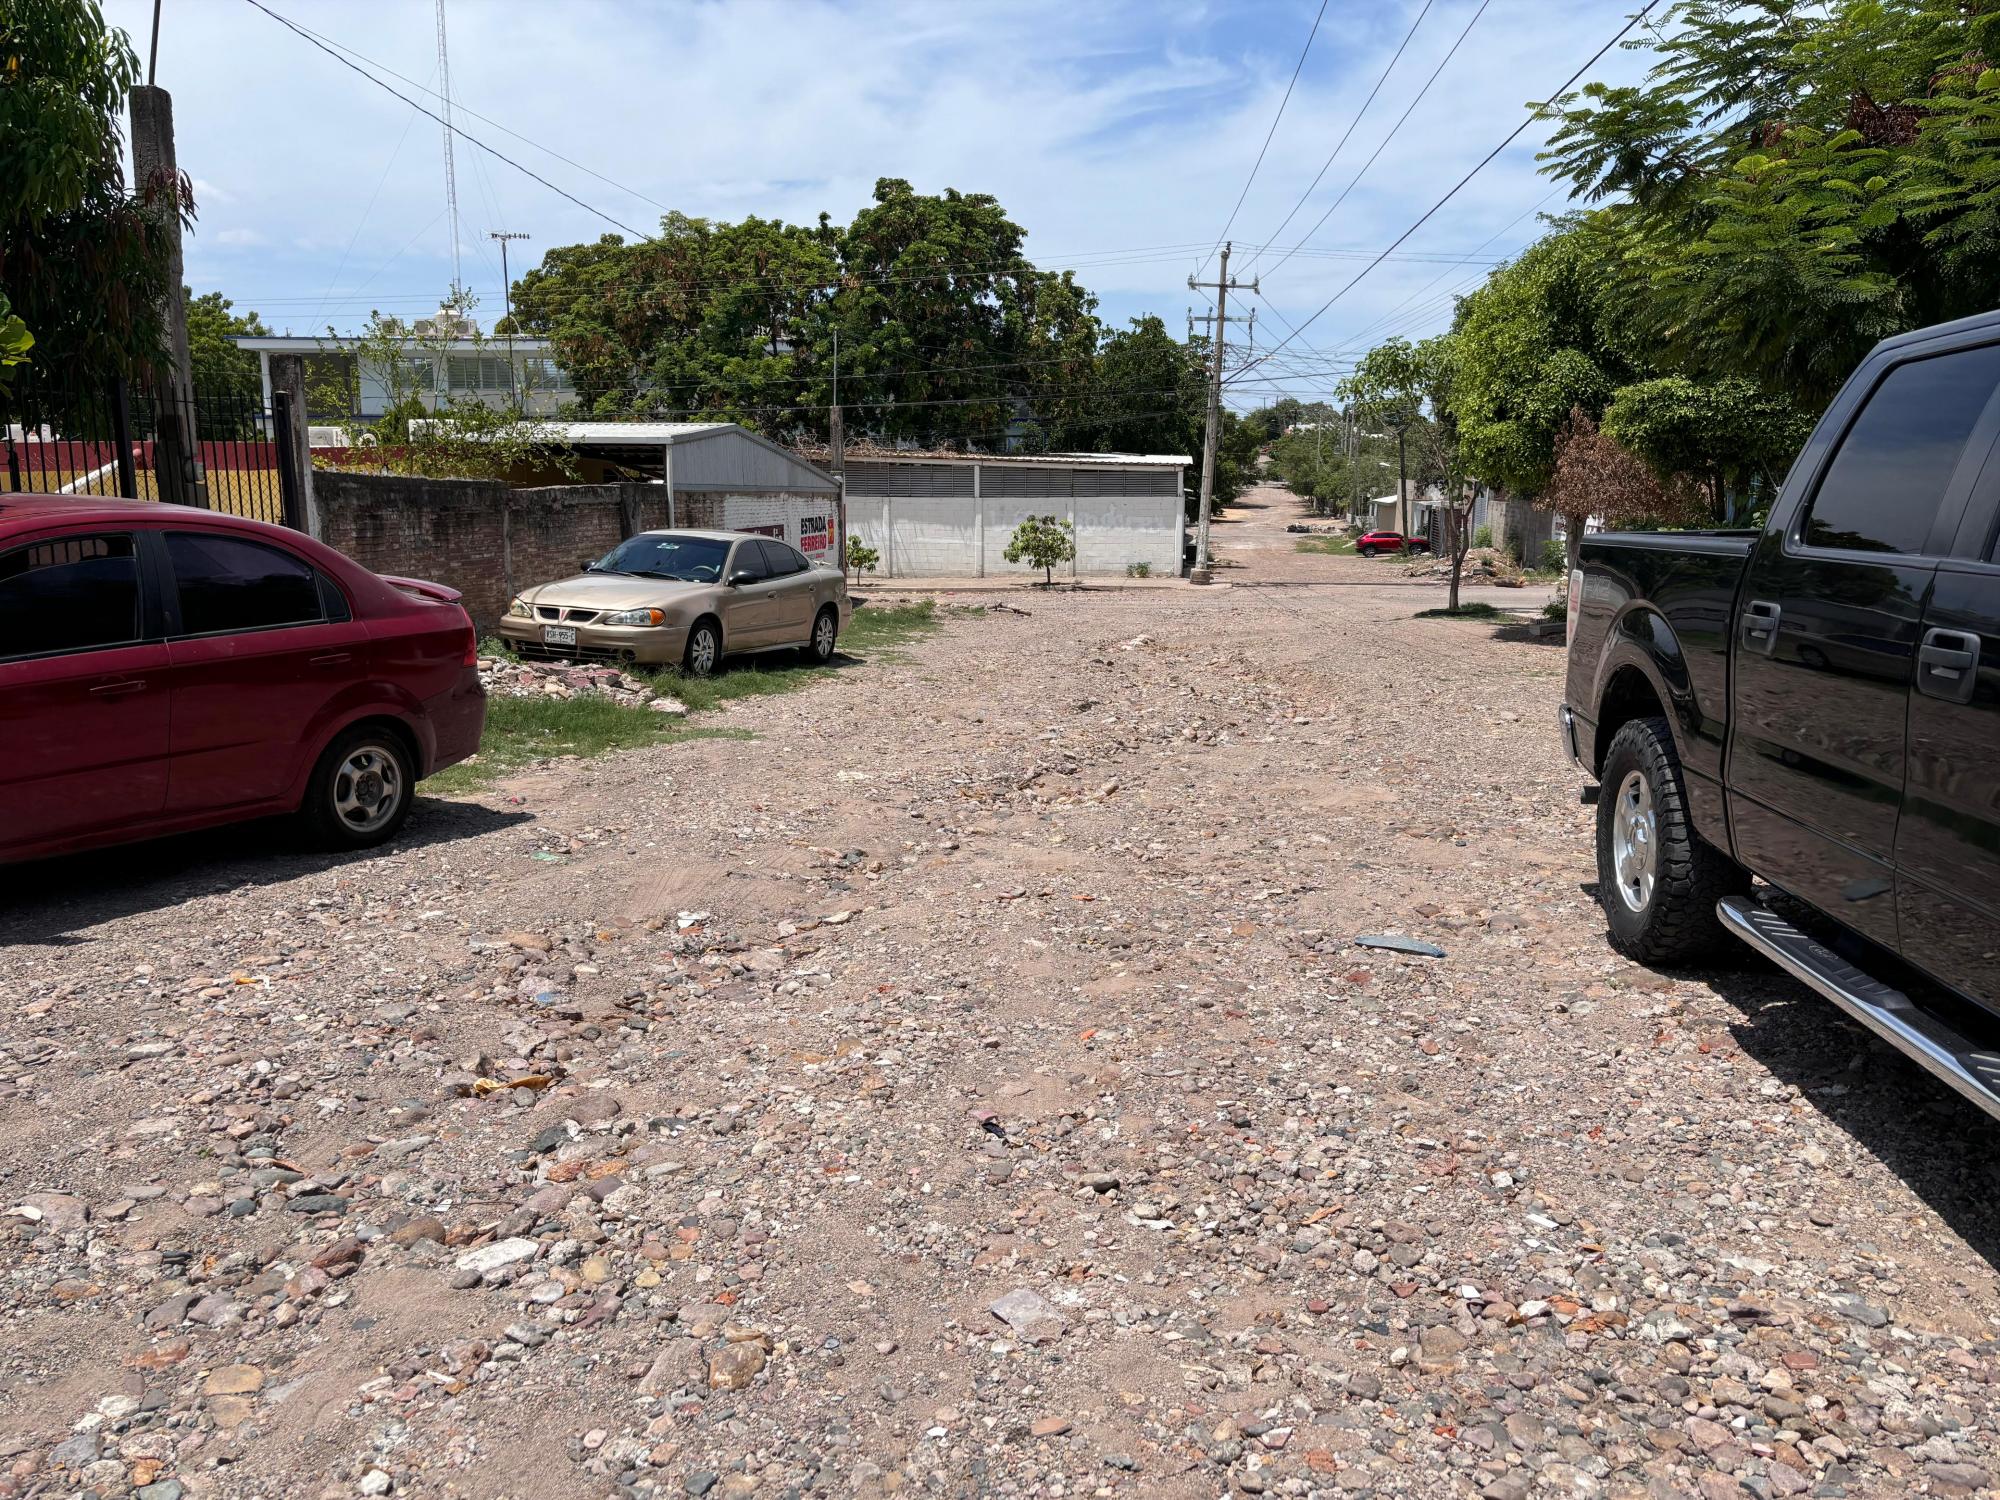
[104,0,1657,411]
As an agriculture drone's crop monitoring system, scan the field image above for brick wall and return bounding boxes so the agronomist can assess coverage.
[314,472,668,630]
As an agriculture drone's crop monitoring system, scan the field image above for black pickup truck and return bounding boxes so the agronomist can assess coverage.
[1561,310,2000,1116]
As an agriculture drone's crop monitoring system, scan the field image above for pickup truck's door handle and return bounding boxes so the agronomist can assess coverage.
[1741,600,1782,656]
[1918,627,1982,704]
[309,652,353,667]
[88,678,147,697]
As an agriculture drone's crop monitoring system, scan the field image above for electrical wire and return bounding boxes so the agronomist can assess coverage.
[1232,0,1661,384]
[1254,0,1494,286]
[241,0,652,240]
[1246,0,1436,280]
[1195,0,1331,279]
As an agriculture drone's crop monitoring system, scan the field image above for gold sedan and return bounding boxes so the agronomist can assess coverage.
[497,529,852,675]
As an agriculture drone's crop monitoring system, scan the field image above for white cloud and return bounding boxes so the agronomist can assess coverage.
[104,0,1655,402]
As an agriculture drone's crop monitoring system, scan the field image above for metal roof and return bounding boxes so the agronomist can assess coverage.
[232,334,555,354]
[539,422,736,443]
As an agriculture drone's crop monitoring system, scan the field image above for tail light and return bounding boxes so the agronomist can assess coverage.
[460,606,478,668]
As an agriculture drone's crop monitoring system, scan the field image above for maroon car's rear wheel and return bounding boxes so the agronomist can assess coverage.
[301,726,415,851]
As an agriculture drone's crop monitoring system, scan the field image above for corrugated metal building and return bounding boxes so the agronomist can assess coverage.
[538,422,844,565]
[840,451,1189,578]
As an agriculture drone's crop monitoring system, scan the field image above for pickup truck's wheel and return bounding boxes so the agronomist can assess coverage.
[1595,716,1744,964]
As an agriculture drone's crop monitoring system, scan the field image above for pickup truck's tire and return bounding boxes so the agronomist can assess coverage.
[1595,716,1745,964]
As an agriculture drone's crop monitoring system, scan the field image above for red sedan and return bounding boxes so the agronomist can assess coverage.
[0,497,485,865]
[1356,530,1430,557]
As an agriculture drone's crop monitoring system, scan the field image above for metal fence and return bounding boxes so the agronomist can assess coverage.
[1,376,304,530]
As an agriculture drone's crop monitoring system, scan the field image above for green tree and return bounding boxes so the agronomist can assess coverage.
[1601,374,1814,523]
[184,288,269,437]
[1003,513,1076,584]
[844,535,879,585]
[511,180,1111,449]
[1340,335,1483,608]
[1540,0,2000,409]
[0,0,183,427]
[1448,225,1638,499]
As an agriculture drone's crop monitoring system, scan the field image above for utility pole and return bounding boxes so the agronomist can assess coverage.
[1392,417,1410,536]
[489,231,529,411]
[1186,242,1257,585]
[130,84,206,508]
[829,327,846,567]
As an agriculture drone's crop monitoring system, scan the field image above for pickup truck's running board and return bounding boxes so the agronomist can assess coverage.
[1716,894,2000,1121]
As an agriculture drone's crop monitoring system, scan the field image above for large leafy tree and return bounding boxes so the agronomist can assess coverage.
[0,0,184,425]
[1447,225,1639,498]
[1540,0,2000,408]
[511,179,1152,452]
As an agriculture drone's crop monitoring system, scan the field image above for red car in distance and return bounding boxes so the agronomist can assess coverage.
[1356,530,1430,557]
[0,497,485,865]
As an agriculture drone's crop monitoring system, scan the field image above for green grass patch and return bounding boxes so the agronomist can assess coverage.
[435,601,941,792]
[1415,601,1506,620]
[426,696,752,793]
[1294,534,1358,556]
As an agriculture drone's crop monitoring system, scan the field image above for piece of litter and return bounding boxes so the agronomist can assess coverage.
[1354,935,1447,958]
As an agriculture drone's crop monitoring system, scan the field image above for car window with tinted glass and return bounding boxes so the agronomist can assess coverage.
[0,533,142,661]
[166,532,323,636]
[731,541,771,582]
[760,540,807,577]
[1804,344,2000,555]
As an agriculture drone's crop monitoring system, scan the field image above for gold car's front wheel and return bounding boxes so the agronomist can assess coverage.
[683,618,721,677]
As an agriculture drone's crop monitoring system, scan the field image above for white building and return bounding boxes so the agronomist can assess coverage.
[232,332,576,422]
[837,451,1190,579]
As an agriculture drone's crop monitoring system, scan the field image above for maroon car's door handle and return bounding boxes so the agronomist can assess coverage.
[88,679,147,697]
[310,652,354,667]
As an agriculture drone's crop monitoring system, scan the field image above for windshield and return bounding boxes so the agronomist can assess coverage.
[589,534,732,583]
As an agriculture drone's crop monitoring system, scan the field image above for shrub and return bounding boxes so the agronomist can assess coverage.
[1539,539,1567,573]
[845,536,880,584]
[1544,596,1568,621]
[1003,514,1077,584]
[1472,524,1494,549]
[1125,560,1152,578]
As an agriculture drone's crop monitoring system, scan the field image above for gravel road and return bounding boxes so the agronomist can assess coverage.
[6,483,2000,1500]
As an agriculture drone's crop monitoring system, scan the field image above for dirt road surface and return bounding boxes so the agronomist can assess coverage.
[6,483,2000,1500]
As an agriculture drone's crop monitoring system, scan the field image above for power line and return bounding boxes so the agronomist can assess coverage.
[1256,0,1494,287]
[1246,0,1436,280]
[241,0,652,240]
[1232,0,1661,384]
[258,7,677,219]
[1196,0,1331,280]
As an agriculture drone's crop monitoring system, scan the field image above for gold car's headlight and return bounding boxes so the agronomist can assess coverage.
[601,607,666,626]
[506,597,532,618]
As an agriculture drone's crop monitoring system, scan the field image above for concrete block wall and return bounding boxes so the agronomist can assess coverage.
[315,471,665,631]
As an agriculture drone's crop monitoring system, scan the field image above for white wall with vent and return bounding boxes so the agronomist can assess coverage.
[843,458,1185,579]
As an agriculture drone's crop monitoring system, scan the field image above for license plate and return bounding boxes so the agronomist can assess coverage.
[542,625,577,647]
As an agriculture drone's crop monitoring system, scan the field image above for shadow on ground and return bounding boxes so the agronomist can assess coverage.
[1583,877,2000,1272]
[0,798,530,948]
[1492,622,1567,648]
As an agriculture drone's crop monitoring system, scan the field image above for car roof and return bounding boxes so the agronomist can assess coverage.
[0,495,283,530]
[632,528,768,543]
